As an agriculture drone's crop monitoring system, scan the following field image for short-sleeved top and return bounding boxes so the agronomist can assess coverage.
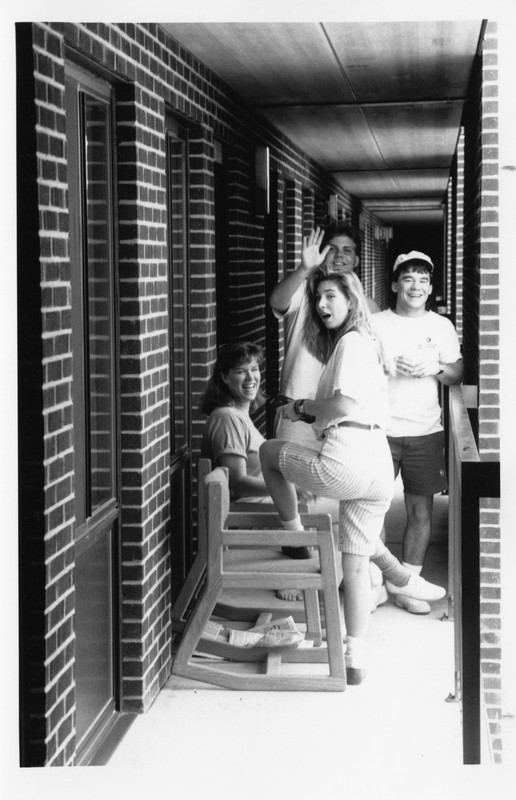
[371,309,462,437]
[272,283,325,399]
[313,330,390,440]
[201,405,266,481]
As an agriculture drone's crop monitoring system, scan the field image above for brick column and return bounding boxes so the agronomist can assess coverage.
[116,85,172,713]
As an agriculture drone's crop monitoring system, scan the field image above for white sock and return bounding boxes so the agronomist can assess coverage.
[281,515,304,531]
[402,561,422,576]
[345,635,366,669]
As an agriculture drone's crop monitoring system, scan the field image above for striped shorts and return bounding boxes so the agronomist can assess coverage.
[278,426,394,556]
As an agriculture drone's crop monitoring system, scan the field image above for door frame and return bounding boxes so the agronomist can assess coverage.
[65,59,123,763]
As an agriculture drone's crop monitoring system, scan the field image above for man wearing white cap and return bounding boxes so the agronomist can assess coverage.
[371,251,463,614]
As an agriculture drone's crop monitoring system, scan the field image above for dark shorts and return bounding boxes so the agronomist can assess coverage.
[387,431,447,496]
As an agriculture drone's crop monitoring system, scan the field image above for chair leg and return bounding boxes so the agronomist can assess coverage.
[171,561,206,631]
[319,568,346,681]
[172,576,221,672]
[303,589,323,647]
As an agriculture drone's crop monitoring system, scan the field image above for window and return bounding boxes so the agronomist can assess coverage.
[65,61,119,755]
[166,114,193,589]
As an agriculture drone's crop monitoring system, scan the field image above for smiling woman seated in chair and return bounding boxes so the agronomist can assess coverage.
[200,341,316,606]
[199,341,273,504]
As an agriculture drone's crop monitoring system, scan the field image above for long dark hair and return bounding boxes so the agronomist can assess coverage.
[200,341,266,415]
[306,271,388,372]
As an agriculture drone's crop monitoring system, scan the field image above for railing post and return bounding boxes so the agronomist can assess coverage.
[461,463,481,764]
[448,386,500,765]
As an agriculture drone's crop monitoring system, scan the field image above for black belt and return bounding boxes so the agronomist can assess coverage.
[335,420,381,431]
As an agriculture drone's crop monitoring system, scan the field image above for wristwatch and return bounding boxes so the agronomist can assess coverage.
[293,398,316,424]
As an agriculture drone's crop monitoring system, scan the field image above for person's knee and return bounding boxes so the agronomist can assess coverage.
[259,439,280,468]
[259,439,272,461]
[405,494,432,525]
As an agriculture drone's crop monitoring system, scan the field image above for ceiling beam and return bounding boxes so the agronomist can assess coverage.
[362,199,445,210]
[254,99,464,110]
[329,167,451,175]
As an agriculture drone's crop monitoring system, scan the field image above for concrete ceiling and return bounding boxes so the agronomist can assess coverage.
[161,20,485,226]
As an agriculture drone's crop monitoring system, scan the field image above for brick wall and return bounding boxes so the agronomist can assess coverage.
[461,21,502,763]
[18,20,388,764]
[478,23,502,764]
[452,129,465,340]
[17,23,76,766]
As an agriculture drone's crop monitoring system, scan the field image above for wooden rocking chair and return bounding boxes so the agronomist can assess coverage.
[171,459,321,630]
[171,466,346,691]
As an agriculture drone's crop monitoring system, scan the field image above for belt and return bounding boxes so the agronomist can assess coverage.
[335,420,381,432]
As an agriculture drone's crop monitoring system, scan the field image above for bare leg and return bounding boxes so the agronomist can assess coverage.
[402,493,433,566]
[260,439,305,601]
[259,440,299,521]
[341,553,370,684]
[341,553,371,640]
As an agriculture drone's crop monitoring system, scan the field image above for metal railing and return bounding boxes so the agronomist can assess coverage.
[447,385,500,764]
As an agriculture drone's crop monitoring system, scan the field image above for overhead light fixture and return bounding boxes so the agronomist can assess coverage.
[327,194,338,219]
[374,226,393,241]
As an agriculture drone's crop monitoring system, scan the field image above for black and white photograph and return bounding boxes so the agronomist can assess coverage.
[5,1,516,797]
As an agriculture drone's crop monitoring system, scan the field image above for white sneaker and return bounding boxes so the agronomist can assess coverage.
[395,595,431,615]
[385,574,445,602]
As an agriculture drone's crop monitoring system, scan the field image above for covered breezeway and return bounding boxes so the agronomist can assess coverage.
[10,2,516,787]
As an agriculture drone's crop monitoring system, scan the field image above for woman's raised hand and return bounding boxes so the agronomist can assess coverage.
[301,227,330,272]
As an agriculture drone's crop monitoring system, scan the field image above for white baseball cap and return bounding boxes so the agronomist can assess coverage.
[393,250,434,272]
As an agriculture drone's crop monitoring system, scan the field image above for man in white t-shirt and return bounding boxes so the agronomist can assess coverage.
[371,251,464,614]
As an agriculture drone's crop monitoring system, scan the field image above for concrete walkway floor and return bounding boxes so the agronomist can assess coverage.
[108,550,461,775]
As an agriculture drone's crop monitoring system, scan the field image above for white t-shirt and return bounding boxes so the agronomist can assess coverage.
[273,283,324,400]
[371,309,462,437]
[313,330,390,439]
